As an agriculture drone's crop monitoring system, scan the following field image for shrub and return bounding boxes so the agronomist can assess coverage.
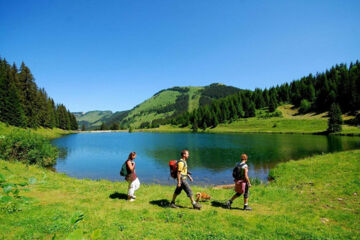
[0,129,58,167]
[327,103,343,133]
[299,99,311,113]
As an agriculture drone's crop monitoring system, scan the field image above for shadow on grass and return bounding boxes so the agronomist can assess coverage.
[149,199,189,209]
[211,200,242,210]
[109,192,128,200]
[149,199,170,208]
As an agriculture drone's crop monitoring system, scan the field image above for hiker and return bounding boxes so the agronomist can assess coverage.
[170,150,202,210]
[125,152,140,202]
[226,153,252,210]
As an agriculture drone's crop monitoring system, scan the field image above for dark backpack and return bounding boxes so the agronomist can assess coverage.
[120,160,128,176]
[232,163,245,180]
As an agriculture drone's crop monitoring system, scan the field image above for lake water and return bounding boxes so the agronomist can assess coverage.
[52,132,360,186]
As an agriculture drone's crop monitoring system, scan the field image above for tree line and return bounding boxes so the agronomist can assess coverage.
[165,61,360,131]
[0,57,78,130]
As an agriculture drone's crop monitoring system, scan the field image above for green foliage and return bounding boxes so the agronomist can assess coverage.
[128,125,134,133]
[70,211,84,230]
[109,122,120,130]
[99,122,107,130]
[328,103,343,133]
[0,57,77,130]
[0,173,31,214]
[299,99,311,113]
[0,129,58,167]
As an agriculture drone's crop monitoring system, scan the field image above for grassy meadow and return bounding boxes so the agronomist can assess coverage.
[139,104,360,135]
[0,122,73,140]
[1,150,359,239]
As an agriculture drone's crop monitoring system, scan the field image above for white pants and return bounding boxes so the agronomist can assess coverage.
[128,177,140,197]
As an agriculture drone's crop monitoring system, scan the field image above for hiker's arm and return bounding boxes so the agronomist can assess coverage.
[126,160,134,173]
[187,174,193,182]
[177,171,181,187]
[245,168,251,187]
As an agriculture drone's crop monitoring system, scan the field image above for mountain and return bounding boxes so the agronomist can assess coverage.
[75,110,113,129]
[75,83,241,129]
[118,83,241,128]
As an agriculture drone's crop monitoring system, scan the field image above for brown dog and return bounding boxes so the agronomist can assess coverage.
[196,192,211,202]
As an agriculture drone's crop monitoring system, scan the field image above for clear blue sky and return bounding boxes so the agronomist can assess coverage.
[1,0,359,112]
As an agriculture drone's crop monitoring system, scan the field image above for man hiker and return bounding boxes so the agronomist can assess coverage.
[170,150,202,210]
[226,153,252,211]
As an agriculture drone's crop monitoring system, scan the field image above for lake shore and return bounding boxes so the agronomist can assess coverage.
[1,150,359,239]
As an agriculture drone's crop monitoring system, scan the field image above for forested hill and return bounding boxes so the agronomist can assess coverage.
[74,110,129,130]
[171,61,360,131]
[77,83,240,129]
[0,58,78,130]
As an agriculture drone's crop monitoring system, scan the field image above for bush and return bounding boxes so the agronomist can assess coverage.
[328,103,343,133]
[0,129,58,167]
[299,99,311,113]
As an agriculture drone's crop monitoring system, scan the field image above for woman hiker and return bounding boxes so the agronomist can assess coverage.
[226,153,252,211]
[125,152,140,202]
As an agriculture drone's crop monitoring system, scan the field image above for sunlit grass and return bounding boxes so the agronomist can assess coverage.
[1,150,359,239]
[0,122,73,140]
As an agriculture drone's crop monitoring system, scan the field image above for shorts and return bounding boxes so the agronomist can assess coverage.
[235,182,249,199]
[174,179,193,197]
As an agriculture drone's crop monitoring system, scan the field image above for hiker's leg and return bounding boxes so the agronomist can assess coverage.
[172,185,182,203]
[226,192,241,208]
[128,180,136,198]
[133,178,140,192]
[243,183,250,208]
[171,193,178,203]
[182,180,196,205]
[231,192,241,202]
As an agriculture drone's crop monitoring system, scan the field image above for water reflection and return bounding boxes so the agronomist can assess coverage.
[52,132,360,185]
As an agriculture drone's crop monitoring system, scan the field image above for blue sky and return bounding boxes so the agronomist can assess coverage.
[1,0,359,112]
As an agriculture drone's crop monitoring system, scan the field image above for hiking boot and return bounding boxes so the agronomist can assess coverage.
[170,202,179,208]
[243,205,252,211]
[193,203,202,210]
[225,201,232,209]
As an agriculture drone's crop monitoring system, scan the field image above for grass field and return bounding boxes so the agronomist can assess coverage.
[0,122,73,140]
[138,104,360,136]
[1,150,359,239]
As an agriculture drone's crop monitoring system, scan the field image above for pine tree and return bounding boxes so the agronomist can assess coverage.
[327,103,342,133]
[0,60,26,127]
[18,62,39,128]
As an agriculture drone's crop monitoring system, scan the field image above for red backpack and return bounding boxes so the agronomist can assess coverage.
[169,160,178,178]
[169,159,187,178]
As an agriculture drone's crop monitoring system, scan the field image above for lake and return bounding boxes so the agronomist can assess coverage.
[52,132,360,186]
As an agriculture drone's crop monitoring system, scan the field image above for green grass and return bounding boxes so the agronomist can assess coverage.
[1,150,359,239]
[209,117,328,134]
[0,122,73,140]
[124,90,182,128]
[188,87,204,112]
[138,104,360,136]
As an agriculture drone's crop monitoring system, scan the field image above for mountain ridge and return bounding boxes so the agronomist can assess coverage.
[75,83,241,129]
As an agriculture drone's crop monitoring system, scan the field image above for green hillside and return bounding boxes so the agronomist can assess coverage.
[120,83,240,128]
[75,83,241,129]
[75,111,113,129]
